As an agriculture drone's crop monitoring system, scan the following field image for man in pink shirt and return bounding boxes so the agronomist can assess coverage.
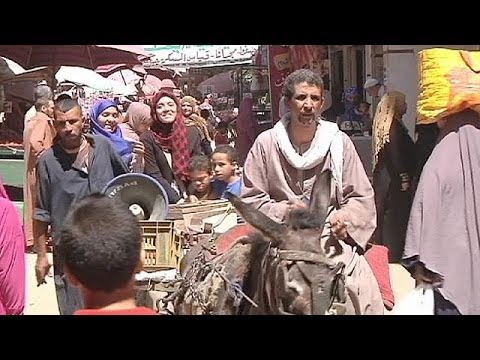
[0,177,26,315]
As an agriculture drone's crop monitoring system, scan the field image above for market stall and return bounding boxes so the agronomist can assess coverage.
[234,64,271,133]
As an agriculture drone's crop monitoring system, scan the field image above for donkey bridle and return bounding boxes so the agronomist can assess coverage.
[278,250,346,315]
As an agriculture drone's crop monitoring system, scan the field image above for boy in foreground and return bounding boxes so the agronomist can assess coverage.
[58,193,157,315]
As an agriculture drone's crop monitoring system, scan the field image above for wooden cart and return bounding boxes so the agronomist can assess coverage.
[136,200,238,313]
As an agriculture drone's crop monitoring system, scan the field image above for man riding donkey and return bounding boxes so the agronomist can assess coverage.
[174,69,392,315]
[239,69,390,314]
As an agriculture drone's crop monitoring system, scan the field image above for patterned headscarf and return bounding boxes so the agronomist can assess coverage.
[372,91,407,170]
[150,90,191,182]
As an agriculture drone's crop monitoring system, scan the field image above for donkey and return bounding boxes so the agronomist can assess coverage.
[230,169,347,315]
[172,169,347,315]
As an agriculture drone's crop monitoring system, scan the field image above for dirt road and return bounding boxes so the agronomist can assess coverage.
[24,252,414,315]
[25,254,58,315]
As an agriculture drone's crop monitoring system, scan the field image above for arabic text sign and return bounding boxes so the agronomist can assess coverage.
[147,45,259,66]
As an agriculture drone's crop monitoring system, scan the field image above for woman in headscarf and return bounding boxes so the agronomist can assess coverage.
[0,176,25,315]
[140,90,196,204]
[372,91,416,263]
[181,96,213,155]
[89,99,145,173]
[402,110,480,315]
[118,102,153,172]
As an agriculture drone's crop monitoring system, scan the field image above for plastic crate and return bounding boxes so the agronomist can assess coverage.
[139,221,183,271]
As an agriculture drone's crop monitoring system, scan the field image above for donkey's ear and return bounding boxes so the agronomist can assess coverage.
[225,192,287,242]
[309,169,332,226]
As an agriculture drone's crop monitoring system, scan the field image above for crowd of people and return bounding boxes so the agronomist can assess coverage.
[0,62,478,315]
[2,77,249,315]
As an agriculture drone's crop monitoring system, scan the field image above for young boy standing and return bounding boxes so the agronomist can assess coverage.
[58,194,157,315]
[211,145,243,198]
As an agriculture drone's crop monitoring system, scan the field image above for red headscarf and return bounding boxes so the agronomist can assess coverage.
[150,90,191,182]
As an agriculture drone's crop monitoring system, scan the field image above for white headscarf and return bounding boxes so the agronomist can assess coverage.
[273,113,344,191]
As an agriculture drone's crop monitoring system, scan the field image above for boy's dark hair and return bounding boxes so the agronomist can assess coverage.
[188,155,212,173]
[58,193,142,293]
[213,145,237,164]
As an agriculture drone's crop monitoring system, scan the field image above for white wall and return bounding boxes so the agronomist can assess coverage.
[383,45,480,137]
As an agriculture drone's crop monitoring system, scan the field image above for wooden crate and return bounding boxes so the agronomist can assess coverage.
[139,221,183,271]
[167,200,231,220]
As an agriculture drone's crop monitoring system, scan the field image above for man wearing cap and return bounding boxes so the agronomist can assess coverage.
[364,78,386,99]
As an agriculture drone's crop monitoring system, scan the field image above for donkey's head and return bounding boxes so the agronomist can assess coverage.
[226,170,346,315]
